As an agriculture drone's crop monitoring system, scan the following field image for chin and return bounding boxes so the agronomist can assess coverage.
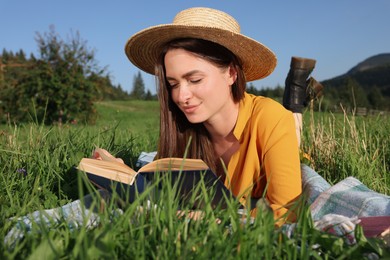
[185,115,206,124]
[187,118,204,124]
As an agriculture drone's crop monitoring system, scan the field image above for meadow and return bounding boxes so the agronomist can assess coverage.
[0,100,389,259]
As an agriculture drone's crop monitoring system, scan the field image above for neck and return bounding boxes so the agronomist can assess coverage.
[203,101,239,166]
[203,102,239,141]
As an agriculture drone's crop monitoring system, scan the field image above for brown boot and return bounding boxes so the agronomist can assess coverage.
[283,57,317,113]
[305,77,324,107]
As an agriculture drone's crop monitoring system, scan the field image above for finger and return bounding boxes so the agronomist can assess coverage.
[93,151,102,160]
[176,210,186,218]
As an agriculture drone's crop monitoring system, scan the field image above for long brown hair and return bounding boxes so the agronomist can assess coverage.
[155,38,246,174]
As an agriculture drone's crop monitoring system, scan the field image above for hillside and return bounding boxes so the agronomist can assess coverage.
[321,53,390,110]
[347,53,390,74]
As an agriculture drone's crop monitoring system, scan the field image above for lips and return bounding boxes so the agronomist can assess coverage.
[182,104,198,114]
[181,102,202,114]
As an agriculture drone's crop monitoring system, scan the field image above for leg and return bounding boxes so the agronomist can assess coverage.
[292,113,303,147]
[301,164,331,204]
[283,56,323,146]
[283,57,316,114]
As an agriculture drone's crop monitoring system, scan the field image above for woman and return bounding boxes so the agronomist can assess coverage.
[123,7,302,224]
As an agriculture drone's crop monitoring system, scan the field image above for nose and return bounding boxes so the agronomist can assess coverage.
[175,84,193,104]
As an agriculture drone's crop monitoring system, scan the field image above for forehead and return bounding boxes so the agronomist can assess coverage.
[165,49,212,74]
[164,48,227,77]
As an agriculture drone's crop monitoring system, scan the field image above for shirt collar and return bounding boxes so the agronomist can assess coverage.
[233,92,253,140]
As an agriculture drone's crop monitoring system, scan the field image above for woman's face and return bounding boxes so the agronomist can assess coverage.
[164,48,237,124]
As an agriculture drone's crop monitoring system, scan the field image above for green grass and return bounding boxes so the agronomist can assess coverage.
[302,110,390,194]
[0,101,389,259]
[94,100,160,136]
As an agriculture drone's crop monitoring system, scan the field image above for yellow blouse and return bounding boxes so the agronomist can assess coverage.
[225,92,302,223]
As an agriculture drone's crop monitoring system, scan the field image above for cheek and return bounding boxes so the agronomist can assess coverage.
[170,88,179,103]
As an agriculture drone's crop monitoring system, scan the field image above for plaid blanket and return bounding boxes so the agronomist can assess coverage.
[296,164,390,245]
[301,164,390,220]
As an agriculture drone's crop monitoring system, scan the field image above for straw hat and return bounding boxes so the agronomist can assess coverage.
[125,7,277,82]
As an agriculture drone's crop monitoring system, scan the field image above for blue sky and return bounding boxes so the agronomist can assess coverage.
[1,1,389,94]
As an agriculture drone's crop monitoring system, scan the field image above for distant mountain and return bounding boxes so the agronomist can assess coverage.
[319,53,390,110]
[347,53,390,75]
[322,53,390,97]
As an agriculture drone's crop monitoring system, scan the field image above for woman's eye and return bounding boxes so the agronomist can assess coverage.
[168,82,178,89]
[190,79,202,84]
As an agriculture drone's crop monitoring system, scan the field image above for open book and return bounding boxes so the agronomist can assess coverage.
[77,148,236,209]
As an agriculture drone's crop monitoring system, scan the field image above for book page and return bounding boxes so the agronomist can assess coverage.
[139,157,209,173]
[78,158,137,184]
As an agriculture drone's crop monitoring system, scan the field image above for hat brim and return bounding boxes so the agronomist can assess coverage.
[125,24,277,82]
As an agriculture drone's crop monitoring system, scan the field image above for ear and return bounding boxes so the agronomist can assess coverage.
[227,64,238,86]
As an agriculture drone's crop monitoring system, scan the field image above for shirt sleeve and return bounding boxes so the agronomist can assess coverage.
[255,101,302,224]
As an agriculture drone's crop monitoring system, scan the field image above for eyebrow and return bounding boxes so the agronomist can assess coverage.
[166,70,203,81]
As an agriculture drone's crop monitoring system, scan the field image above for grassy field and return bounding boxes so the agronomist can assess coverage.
[0,100,389,259]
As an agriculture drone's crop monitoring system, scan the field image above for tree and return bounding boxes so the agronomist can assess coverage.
[0,49,32,122]
[246,83,259,95]
[144,89,154,100]
[1,27,132,124]
[31,26,100,124]
[131,71,145,99]
[367,86,386,110]
[0,26,103,124]
[345,78,369,109]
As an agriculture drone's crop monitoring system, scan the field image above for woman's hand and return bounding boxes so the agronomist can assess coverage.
[92,148,124,164]
[176,210,205,221]
[176,210,222,224]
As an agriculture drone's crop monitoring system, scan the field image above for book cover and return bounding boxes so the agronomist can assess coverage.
[78,149,237,209]
[358,216,390,237]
